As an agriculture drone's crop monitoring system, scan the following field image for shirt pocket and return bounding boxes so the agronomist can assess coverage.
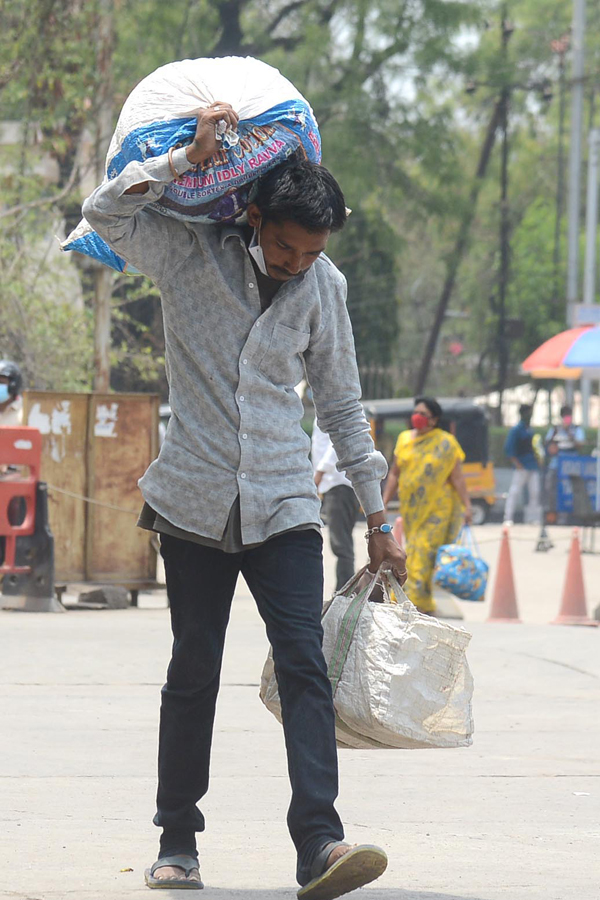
[258,322,311,387]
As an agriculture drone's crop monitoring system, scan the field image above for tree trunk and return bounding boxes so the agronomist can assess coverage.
[213,0,245,56]
[414,97,503,395]
[93,0,115,392]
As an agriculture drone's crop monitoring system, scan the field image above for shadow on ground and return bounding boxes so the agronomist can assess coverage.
[146,889,490,900]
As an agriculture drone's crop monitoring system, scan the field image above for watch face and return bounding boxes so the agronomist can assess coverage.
[380,523,392,533]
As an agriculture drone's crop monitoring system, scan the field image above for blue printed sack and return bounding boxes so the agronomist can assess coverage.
[433,527,488,602]
[62,56,321,273]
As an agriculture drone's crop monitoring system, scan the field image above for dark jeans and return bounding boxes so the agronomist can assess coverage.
[322,485,360,591]
[155,529,343,885]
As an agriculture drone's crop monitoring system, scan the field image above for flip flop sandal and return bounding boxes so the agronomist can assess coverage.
[297,843,388,900]
[144,854,204,890]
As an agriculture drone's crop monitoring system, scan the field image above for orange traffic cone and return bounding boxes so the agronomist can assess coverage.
[552,529,598,627]
[487,526,521,623]
[392,516,404,547]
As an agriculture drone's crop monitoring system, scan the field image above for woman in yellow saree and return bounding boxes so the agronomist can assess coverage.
[382,398,472,614]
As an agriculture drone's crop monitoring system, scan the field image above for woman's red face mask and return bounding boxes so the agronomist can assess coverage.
[411,412,430,430]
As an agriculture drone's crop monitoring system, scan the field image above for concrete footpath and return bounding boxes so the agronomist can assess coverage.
[1,524,599,900]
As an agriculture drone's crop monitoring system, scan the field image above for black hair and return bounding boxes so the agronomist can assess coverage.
[0,359,23,399]
[252,158,347,233]
[415,396,443,422]
[519,403,532,418]
[560,404,573,417]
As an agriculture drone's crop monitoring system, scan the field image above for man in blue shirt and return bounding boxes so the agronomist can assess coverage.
[503,404,540,525]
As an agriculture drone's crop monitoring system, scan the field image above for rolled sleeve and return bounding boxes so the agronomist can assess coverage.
[81,148,193,281]
[305,272,388,515]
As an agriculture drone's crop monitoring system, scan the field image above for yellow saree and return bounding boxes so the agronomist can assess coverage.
[394,427,465,612]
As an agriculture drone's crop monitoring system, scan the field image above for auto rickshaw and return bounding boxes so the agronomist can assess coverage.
[364,397,496,525]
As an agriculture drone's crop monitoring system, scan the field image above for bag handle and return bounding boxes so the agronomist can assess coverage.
[378,568,412,605]
[327,569,377,694]
[460,524,482,558]
[332,565,373,598]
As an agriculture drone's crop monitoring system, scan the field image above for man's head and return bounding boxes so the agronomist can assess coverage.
[560,404,573,425]
[0,360,22,409]
[519,403,532,424]
[246,160,346,282]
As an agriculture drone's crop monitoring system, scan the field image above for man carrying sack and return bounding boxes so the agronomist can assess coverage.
[82,102,406,899]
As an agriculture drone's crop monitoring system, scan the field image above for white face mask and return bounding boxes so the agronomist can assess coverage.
[248,222,269,277]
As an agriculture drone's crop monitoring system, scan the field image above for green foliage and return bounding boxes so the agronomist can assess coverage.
[330,207,399,367]
[2,0,597,403]
[0,211,94,390]
[507,197,565,352]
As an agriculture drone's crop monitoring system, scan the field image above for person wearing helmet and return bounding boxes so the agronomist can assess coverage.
[0,360,23,426]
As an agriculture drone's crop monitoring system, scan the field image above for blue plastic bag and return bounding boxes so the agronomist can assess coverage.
[433,527,488,602]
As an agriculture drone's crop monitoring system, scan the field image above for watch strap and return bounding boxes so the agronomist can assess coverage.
[364,524,392,540]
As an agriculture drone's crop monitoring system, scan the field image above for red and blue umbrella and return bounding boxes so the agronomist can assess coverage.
[522,324,600,510]
[522,325,600,379]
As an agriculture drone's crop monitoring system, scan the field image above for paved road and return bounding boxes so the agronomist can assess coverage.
[1,524,599,900]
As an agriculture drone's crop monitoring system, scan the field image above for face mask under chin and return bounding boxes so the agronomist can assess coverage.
[248,224,269,277]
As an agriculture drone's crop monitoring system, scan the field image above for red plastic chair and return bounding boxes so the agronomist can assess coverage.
[0,426,42,574]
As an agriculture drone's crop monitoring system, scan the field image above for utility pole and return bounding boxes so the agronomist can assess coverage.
[93,0,114,393]
[583,130,600,308]
[565,0,586,337]
[580,128,600,426]
[551,35,570,304]
[496,11,514,424]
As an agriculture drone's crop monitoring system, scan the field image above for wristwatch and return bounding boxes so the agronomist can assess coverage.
[364,523,393,540]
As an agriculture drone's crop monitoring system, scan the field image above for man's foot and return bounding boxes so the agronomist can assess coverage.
[150,865,202,884]
[145,854,203,890]
[326,844,355,868]
[297,842,388,900]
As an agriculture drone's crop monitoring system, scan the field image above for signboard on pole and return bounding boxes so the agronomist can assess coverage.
[556,453,598,513]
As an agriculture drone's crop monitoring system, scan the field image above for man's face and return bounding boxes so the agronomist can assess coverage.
[247,205,330,282]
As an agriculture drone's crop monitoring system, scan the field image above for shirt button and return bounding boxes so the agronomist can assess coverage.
[255,321,260,328]
[239,395,245,402]
[240,472,247,479]
[242,359,248,365]
[249,282,255,289]
[242,433,248,439]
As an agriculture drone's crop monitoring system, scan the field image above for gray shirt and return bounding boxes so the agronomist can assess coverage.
[82,148,387,546]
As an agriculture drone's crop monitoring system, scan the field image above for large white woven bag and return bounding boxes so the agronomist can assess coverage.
[260,568,474,750]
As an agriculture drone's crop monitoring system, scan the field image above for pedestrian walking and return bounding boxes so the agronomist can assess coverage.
[82,102,406,899]
[312,421,361,591]
[382,397,472,614]
[503,403,540,525]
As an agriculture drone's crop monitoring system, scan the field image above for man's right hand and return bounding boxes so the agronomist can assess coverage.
[186,102,239,165]
[125,102,239,195]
